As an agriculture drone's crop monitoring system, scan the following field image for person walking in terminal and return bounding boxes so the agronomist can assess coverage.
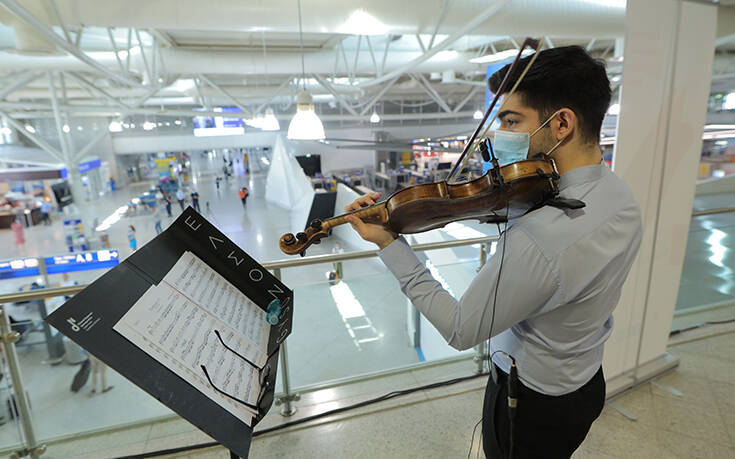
[164,194,172,217]
[40,200,53,225]
[175,188,186,212]
[152,203,164,235]
[238,187,249,206]
[190,190,201,212]
[344,46,643,459]
[127,225,137,252]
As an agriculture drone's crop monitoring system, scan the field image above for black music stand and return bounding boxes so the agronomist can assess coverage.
[47,207,293,458]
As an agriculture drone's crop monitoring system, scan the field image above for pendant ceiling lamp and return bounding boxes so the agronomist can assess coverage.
[262,107,281,131]
[287,0,325,140]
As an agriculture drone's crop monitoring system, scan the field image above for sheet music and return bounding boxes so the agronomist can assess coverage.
[113,251,272,426]
[163,251,270,352]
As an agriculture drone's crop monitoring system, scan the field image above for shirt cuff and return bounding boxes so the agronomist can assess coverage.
[378,236,423,278]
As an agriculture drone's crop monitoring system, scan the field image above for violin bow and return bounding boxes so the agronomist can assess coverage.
[447,37,543,184]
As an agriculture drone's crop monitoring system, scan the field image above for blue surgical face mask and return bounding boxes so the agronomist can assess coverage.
[492,110,562,166]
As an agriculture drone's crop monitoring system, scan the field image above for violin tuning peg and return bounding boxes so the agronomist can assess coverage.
[310,219,323,230]
[296,232,308,242]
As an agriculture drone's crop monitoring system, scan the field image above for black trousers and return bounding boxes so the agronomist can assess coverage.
[482,364,605,459]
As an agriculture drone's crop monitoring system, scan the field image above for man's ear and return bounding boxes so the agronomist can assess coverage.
[555,108,576,141]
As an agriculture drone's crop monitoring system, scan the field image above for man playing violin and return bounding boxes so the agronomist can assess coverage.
[345,46,642,459]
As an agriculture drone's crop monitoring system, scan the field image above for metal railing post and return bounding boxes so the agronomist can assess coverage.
[271,268,299,416]
[0,307,46,458]
[473,243,489,374]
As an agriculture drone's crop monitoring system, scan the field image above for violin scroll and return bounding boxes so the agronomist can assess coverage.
[279,221,329,256]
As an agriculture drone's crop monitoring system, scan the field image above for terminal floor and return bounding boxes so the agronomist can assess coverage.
[0,159,732,455]
[27,324,735,458]
[0,156,481,449]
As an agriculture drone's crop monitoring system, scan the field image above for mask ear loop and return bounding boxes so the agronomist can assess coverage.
[531,109,568,158]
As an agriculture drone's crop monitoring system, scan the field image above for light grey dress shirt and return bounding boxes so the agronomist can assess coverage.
[379,163,642,395]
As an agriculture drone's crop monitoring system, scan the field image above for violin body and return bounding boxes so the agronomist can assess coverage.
[279,158,559,256]
[384,158,556,233]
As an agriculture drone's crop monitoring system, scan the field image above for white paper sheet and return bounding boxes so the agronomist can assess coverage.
[113,251,272,426]
[163,251,270,352]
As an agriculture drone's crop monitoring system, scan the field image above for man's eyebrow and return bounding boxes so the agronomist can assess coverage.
[497,110,523,120]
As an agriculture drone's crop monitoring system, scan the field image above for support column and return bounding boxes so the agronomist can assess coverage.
[603,0,717,392]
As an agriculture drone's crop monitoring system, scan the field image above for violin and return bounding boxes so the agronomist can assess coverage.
[279,156,559,256]
[279,37,553,256]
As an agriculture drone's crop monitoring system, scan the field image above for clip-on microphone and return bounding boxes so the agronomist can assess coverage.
[479,138,504,187]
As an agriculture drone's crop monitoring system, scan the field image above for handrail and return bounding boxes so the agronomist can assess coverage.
[0,235,498,304]
[691,207,735,217]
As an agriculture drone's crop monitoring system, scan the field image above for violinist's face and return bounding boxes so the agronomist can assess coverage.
[497,92,558,156]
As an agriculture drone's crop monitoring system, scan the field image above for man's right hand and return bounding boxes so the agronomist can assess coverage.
[344,192,397,250]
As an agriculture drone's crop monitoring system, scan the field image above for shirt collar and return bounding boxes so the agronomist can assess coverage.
[558,164,606,192]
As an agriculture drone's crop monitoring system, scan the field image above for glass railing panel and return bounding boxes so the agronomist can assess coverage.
[282,254,482,389]
[0,315,31,456]
[673,207,735,329]
[0,303,174,451]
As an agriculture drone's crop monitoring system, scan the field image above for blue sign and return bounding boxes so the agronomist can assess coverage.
[44,250,119,274]
[0,250,120,279]
[0,258,40,280]
[78,159,101,173]
[192,107,244,129]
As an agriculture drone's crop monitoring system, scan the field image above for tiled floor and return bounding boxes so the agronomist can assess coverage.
[0,154,486,450]
[22,323,735,458]
[1,158,733,458]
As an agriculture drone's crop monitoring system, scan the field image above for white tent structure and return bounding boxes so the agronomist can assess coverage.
[265,135,315,231]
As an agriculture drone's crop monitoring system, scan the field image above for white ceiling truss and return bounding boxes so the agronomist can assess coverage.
[0,0,732,152]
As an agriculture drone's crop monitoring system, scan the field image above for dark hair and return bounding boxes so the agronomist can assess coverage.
[129,225,135,232]
[488,46,611,144]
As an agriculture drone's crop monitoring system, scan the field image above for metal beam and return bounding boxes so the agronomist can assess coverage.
[74,27,83,47]
[359,76,400,116]
[151,36,158,84]
[134,29,153,84]
[544,37,554,49]
[126,28,132,72]
[255,75,297,114]
[150,29,176,48]
[0,110,64,161]
[129,83,164,108]
[47,71,71,161]
[74,131,108,162]
[355,0,510,89]
[0,101,475,123]
[380,34,392,77]
[198,74,252,117]
[47,0,71,43]
[0,72,41,100]
[193,78,209,110]
[453,86,481,113]
[66,72,130,108]
[107,27,128,77]
[428,0,451,50]
[415,34,426,53]
[352,35,362,79]
[365,36,378,76]
[585,38,597,51]
[313,74,359,116]
[339,42,351,82]
[411,73,452,113]
[0,0,138,87]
